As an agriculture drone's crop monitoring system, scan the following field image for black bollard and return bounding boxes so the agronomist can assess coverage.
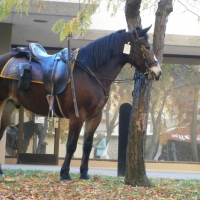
[0,164,5,179]
[117,103,132,176]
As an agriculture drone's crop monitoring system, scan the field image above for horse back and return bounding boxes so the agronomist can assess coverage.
[0,52,106,121]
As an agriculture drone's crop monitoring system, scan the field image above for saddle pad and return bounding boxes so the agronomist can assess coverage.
[0,57,43,84]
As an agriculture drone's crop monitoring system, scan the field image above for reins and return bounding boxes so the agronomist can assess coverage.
[75,59,135,120]
[75,60,134,83]
[74,29,153,85]
[72,60,111,120]
[67,36,79,117]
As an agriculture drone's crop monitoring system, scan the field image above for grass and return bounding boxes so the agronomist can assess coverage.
[0,169,199,199]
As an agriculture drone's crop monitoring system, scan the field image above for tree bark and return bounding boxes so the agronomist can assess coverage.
[153,0,173,64]
[124,0,173,187]
[125,0,142,29]
[125,73,153,186]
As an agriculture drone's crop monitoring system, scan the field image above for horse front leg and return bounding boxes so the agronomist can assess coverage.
[60,118,84,181]
[80,112,102,180]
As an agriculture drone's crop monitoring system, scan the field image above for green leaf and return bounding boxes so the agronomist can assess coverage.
[51,19,66,34]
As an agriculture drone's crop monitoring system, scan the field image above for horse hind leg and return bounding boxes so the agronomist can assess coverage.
[80,112,102,180]
[0,100,17,140]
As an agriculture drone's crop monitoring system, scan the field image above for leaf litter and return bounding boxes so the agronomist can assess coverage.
[0,170,199,199]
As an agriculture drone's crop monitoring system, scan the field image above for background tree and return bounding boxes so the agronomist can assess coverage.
[169,64,200,161]
[146,64,200,162]
[146,64,174,160]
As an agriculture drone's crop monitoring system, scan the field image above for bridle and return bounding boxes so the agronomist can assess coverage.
[130,29,159,76]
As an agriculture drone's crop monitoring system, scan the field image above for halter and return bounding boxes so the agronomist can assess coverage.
[130,29,159,75]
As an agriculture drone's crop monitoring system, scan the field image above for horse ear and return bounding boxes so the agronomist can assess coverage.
[138,25,152,36]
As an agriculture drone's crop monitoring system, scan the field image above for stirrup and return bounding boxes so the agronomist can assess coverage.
[46,94,54,121]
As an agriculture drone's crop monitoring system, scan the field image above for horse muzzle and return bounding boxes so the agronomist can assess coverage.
[146,65,161,81]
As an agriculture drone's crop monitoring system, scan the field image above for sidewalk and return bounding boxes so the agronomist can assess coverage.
[2,164,200,180]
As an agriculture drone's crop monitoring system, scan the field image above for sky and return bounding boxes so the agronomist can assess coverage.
[89,0,200,36]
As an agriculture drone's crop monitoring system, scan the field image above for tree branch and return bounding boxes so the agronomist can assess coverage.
[177,0,200,18]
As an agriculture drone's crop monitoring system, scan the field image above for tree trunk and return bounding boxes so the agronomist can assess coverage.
[125,0,142,29]
[125,72,153,186]
[153,0,173,64]
[124,0,173,186]
[146,92,169,160]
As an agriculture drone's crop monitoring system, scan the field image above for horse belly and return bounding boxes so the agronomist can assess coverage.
[13,82,50,116]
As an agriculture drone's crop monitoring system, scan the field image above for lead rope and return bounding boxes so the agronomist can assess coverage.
[67,36,79,118]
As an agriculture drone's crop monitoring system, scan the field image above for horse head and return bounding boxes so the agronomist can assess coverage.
[128,25,161,81]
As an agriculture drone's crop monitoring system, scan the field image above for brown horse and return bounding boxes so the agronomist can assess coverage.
[0,26,161,180]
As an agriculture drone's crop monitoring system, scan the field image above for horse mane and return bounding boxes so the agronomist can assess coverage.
[77,30,126,70]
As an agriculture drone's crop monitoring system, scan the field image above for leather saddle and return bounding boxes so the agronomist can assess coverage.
[11,43,76,95]
[11,43,77,116]
[29,43,70,95]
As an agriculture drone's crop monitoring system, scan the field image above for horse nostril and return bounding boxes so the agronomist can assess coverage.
[156,71,162,81]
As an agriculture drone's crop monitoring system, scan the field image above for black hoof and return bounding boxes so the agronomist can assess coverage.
[60,173,72,181]
[80,171,90,180]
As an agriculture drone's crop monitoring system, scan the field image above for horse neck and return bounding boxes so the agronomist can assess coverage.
[77,30,131,86]
[95,54,128,81]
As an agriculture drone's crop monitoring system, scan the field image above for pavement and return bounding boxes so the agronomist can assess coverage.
[2,164,200,180]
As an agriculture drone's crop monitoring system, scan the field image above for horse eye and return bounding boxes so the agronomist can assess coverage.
[146,46,150,50]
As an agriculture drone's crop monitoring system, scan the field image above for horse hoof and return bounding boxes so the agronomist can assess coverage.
[80,171,90,180]
[60,174,72,181]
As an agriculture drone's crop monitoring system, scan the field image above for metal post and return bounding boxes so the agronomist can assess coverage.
[118,103,132,176]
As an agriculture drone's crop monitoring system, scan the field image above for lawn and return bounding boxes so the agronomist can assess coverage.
[0,170,199,199]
